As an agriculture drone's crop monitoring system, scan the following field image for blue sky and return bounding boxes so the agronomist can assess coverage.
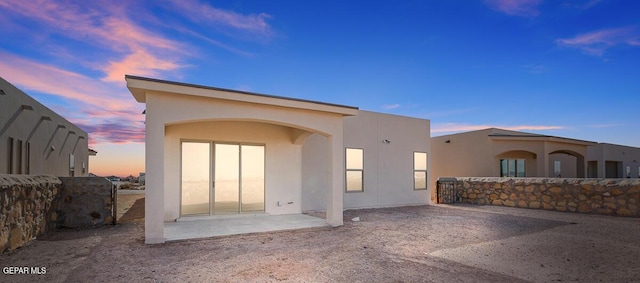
[0,0,638,176]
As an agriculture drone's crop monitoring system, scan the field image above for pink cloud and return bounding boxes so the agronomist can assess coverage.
[75,121,145,145]
[432,123,563,134]
[0,52,145,145]
[556,27,640,56]
[0,1,185,82]
[102,47,183,83]
[0,52,122,109]
[484,0,543,17]
[0,1,273,81]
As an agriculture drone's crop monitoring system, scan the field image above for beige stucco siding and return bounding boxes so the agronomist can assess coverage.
[588,143,640,178]
[302,110,431,210]
[431,129,495,185]
[0,77,89,176]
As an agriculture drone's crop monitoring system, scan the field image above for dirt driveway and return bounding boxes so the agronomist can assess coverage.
[1,197,639,282]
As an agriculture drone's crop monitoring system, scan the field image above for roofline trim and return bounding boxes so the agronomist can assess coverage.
[125,75,359,110]
[488,134,597,145]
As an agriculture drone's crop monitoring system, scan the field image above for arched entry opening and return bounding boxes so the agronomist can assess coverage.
[549,150,585,178]
[165,119,325,220]
[127,75,357,243]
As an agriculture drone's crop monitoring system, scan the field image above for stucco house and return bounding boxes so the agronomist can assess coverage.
[126,75,430,244]
[0,77,93,176]
[431,128,640,202]
[588,143,640,178]
[430,128,598,201]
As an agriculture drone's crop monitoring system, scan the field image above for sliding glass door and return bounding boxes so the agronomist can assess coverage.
[181,142,211,215]
[213,144,240,214]
[240,145,265,212]
[181,142,264,216]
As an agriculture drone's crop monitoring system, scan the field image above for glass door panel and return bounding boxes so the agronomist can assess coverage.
[181,142,210,215]
[241,145,265,212]
[214,144,240,214]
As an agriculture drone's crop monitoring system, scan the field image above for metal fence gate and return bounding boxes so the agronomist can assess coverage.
[436,178,457,204]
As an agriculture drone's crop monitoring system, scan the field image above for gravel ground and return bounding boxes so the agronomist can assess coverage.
[1,195,639,282]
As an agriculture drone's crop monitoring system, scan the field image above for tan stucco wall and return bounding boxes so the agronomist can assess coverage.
[302,110,431,210]
[430,128,593,202]
[549,153,578,178]
[0,77,89,176]
[432,129,495,184]
[588,143,640,178]
[301,133,328,211]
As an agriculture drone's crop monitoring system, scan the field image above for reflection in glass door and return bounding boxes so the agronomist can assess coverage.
[241,145,265,212]
[181,142,210,215]
[214,144,240,214]
[181,141,264,216]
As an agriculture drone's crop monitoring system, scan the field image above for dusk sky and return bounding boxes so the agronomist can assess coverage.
[1,0,638,177]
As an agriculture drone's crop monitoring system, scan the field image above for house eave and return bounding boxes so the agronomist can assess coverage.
[126,75,359,116]
[489,134,597,146]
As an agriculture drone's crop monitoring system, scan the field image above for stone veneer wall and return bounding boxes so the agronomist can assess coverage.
[59,177,116,228]
[455,177,640,217]
[0,175,62,252]
[0,175,115,252]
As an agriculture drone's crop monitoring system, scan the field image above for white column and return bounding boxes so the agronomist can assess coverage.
[325,135,344,227]
[144,108,166,244]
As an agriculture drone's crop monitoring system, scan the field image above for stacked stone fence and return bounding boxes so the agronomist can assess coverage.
[453,177,640,217]
[58,177,116,228]
[0,175,115,252]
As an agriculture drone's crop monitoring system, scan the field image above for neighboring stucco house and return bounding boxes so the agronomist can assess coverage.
[588,143,640,178]
[0,77,92,176]
[430,128,597,201]
[126,75,431,244]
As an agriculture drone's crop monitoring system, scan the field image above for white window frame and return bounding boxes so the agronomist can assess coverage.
[345,148,364,192]
[414,152,428,190]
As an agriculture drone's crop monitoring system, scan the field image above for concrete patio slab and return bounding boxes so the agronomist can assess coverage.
[164,214,327,241]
